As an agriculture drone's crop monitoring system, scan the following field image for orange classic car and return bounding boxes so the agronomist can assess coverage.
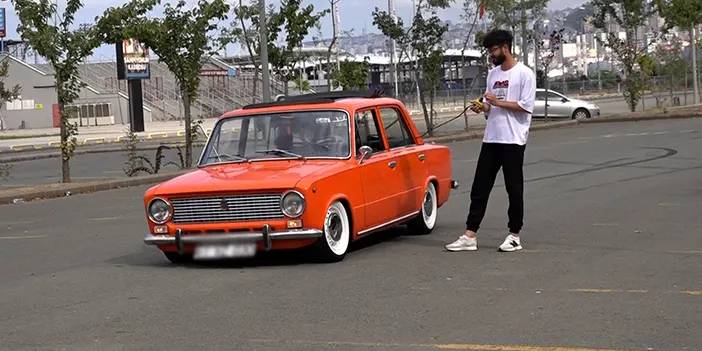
[143,92,457,263]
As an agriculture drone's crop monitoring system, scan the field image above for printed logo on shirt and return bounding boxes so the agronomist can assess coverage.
[492,80,509,100]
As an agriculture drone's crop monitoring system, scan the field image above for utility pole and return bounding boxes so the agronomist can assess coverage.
[389,0,399,97]
[259,0,271,102]
[693,26,700,104]
[596,32,602,91]
[521,0,529,66]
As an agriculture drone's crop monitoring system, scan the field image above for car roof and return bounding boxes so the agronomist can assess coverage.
[220,91,407,118]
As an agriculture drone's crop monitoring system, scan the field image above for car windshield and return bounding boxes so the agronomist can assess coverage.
[200,110,350,165]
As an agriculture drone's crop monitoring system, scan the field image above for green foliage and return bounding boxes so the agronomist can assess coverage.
[12,0,105,182]
[373,0,450,135]
[591,0,662,112]
[267,0,328,89]
[122,129,184,177]
[658,0,702,29]
[0,59,21,112]
[332,60,370,90]
[102,0,229,168]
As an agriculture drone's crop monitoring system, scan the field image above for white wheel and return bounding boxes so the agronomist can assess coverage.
[316,201,350,261]
[408,182,438,234]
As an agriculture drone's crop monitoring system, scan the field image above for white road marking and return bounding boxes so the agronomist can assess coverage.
[0,235,48,240]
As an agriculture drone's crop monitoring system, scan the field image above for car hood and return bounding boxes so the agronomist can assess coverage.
[149,159,351,197]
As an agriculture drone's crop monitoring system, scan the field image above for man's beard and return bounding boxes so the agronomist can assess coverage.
[491,54,506,66]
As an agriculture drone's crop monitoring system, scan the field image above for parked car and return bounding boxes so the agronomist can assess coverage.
[533,89,600,119]
[143,92,457,263]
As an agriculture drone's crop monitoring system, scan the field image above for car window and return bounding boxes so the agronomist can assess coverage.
[548,92,564,100]
[379,107,414,148]
[536,91,546,101]
[354,109,385,152]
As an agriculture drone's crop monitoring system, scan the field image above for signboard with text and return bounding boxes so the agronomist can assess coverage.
[116,38,150,80]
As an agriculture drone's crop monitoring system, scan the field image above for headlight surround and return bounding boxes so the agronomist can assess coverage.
[148,198,172,224]
[281,191,305,218]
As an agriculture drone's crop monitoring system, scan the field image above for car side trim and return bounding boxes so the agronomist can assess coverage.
[358,211,420,236]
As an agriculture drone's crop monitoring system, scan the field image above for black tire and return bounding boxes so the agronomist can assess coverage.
[572,108,590,120]
[163,251,193,264]
[407,183,438,235]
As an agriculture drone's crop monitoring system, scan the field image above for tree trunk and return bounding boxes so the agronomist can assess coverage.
[57,84,71,183]
[182,88,193,168]
[692,27,700,104]
[544,81,549,123]
[415,69,431,136]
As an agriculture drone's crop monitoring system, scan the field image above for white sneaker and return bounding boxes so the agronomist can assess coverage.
[499,234,523,252]
[445,235,478,252]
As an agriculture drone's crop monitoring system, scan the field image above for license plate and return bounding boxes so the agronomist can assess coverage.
[194,243,257,260]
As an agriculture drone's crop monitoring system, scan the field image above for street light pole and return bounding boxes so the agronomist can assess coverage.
[521,0,529,66]
[692,26,700,104]
[259,0,271,102]
[389,0,399,97]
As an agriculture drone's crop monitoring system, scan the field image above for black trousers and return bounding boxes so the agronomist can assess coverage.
[465,142,526,234]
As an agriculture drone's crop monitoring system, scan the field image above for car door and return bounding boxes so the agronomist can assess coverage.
[355,108,404,230]
[377,106,425,217]
[533,91,546,117]
[545,91,570,118]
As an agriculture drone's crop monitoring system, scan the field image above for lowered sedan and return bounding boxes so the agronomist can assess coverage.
[143,92,456,263]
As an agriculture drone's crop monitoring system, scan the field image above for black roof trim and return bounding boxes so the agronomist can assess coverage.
[242,89,385,110]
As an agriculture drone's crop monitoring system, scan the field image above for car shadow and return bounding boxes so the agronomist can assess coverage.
[113,225,435,268]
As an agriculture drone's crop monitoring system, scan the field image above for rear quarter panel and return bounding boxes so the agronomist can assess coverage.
[422,144,453,206]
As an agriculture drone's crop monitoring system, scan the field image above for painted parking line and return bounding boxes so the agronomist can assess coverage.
[9,144,39,151]
[0,235,48,240]
[413,286,700,297]
[251,338,640,351]
[82,138,105,145]
[147,132,169,139]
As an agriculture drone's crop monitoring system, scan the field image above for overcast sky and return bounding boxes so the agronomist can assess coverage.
[1,0,587,59]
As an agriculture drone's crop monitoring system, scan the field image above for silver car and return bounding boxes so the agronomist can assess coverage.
[533,89,600,119]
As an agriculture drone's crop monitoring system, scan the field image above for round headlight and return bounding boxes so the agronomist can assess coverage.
[148,198,172,224]
[281,191,305,218]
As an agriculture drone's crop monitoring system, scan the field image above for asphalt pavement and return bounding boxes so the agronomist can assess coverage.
[1,118,701,350]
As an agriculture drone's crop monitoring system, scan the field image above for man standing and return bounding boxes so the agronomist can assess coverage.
[445,29,536,252]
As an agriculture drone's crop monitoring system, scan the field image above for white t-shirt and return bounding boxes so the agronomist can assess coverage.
[483,62,536,145]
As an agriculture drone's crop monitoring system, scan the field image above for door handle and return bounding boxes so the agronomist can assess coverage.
[388,161,397,169]
[418,154,426,161]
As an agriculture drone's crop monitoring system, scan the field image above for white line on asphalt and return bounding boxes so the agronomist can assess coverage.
[592,223,620,226]
[0,235,48,240]
[652,131,668,135]
[89,217,121,221]
[250,338,643,351]
[679,129,696,133]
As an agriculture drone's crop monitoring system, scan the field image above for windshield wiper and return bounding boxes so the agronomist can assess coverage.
[255,149,305,159]
[206,153,248,163]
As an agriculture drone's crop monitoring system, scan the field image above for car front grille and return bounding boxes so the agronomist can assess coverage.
[171,194,284,224]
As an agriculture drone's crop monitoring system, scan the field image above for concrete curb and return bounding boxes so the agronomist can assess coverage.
[0,171,187,205]
[427,120,579,144]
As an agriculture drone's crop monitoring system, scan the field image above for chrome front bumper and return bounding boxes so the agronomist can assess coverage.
[144,226,324,253]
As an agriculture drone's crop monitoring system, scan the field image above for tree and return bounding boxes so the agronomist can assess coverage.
[222,0,275,103]
[458,0,481,129]
[0,58,21,131]
[105,0,230,168]
[326,0,341,91]
[483,0,549,64]
[267,0,328,95]
[13,0,103,182]
[535,28,564,121]
[332,60,369,90]
[658,0,702,104]
[373,0,451,136]
[591,0,663,112]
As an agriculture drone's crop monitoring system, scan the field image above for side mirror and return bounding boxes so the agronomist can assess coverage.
[561,97,569,103]
[357,145,373,164]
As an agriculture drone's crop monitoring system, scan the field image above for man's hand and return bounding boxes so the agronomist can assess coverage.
[484,92,499,105]
[469,100,483,113]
